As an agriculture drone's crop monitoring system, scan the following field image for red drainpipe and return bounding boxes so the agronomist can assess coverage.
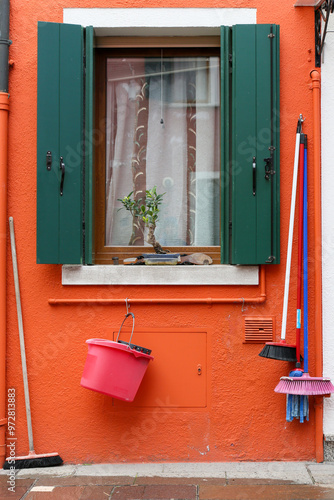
[0,0,10,466]
[310,70,324,463]
[0,93,9,465]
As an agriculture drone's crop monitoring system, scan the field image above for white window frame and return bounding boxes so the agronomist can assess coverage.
[62,8,258,286]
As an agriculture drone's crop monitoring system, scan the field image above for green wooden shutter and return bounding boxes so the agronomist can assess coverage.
[222,24,280,265]
[37,22,84,264]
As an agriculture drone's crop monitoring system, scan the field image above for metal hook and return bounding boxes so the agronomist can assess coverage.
[241,297,245,313]
[125,298,130,314]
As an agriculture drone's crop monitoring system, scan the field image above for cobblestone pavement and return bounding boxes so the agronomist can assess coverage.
[1,462,334,500]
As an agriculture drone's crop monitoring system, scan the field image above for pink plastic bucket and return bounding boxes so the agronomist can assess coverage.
[81,314,153,402]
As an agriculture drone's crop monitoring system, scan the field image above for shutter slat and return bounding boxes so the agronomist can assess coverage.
[59,24,83,263]
[37,22,60,264]
[37,22,84,264]
[85,26,94,265]
[220,26,231,264]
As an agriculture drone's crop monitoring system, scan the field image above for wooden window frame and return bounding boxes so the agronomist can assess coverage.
[94,38,221,265]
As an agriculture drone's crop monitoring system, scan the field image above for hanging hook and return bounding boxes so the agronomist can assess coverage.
[125,298,130,314]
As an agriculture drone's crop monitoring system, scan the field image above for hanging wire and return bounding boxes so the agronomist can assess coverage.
[160,49,164,126]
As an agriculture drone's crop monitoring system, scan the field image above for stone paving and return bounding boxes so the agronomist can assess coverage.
[1,462,334,499]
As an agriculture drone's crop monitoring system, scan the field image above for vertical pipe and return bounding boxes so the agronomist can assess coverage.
[0,0,10,93]
[0,94,9,465]
[0,0,10,464]
[310,69,323,463]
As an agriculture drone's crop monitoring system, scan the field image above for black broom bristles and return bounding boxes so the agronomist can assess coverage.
[3,453,63,470]
[259,343,297,362]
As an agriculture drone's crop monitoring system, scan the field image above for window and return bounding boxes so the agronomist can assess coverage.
[36,22,280,266]
[94,44,221,263]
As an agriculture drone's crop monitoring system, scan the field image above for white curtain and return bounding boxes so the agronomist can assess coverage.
[105,56,220,248]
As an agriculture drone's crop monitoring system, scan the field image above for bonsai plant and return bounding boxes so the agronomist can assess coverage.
[118,186,167,254]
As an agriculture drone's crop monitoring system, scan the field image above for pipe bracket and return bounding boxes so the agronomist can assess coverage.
[0,39,12,46]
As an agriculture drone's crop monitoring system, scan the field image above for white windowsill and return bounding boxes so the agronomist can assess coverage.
[62,265,259,286]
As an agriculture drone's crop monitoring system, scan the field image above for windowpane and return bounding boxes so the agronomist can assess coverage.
[105,54,220,248]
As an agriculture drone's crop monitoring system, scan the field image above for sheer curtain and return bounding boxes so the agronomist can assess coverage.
[105,55,220,248]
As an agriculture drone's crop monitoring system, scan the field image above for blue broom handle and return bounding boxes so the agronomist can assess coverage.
[303,136,308,374]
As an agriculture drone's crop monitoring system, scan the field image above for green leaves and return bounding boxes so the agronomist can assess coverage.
[117,186,165,227]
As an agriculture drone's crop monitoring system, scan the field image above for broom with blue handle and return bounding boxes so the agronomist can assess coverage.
[276,134,334,402]
[286,134,305,421]
[284,137,309,422]
[289,133,305,377]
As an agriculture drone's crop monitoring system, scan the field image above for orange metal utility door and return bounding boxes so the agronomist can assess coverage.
[112,328,207,408]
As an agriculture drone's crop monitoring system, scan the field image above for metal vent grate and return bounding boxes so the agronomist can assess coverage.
[244,317,274,343]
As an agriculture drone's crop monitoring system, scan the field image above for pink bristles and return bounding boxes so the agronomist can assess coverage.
[275,373,334,396]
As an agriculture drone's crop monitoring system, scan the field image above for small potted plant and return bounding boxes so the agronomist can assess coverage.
[118,186,167,254]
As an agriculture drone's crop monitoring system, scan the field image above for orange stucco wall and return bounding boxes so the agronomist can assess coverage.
[5,0,318,464]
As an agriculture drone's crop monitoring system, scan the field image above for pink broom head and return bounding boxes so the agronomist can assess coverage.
[274,372,334,396]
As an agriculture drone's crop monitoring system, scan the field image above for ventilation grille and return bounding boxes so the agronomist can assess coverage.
[244,317,274,343]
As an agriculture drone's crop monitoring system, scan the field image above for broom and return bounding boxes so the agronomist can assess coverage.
[285,134,307,422]
[3,217,63,469]
[259,117,303,361]
[275,138,334,399]
[289,133,306,376]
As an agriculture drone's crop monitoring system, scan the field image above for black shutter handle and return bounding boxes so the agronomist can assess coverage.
[252,156,256,196]
[60,156,65,196]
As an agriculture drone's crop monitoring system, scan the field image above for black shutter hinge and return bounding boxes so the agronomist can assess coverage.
[268,33,275,38]
[264,147,276,180]
[264,158,275,179]
[46,151,52,171]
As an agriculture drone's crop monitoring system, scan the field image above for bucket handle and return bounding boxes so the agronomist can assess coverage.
[116,312,135,345]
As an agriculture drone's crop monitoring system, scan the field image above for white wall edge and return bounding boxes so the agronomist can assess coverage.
[63,8,257,36]
[321,16,334,435]
[62,265,259,286]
